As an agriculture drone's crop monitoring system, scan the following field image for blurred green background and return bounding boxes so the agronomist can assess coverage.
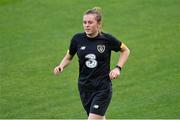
[0,0,179,119]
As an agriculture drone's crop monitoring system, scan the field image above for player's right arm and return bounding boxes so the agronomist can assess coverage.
[53,50,73,75]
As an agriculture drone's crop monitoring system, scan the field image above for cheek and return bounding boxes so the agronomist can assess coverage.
[92,24,98,30]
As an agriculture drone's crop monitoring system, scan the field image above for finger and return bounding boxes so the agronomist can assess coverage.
[111,72,118,80]
[110,71,117,80]
[115,72,120,78]
[109,73,112,80]
[110,74,115,80]
[56,68,60,73]
[54,68,57,74]
[109,72,113,80]
[54,70,58,75]
[113,73,118,78]
[110,76,113,80]
[112,72,116,78]
[54,67,59,75]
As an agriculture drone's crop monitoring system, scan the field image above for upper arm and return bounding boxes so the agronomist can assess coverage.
[69,34,78,56]
[107,34,122,52]
[120,43,130,53]
[66,50,74,61]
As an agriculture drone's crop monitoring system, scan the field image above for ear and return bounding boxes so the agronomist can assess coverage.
[98,21,102,29]
[98,21,102,25]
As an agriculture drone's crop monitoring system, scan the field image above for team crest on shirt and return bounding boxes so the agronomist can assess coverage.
[97,45,105,53]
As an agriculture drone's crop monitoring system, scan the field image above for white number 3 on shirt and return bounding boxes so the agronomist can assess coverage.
[85,54,97,68]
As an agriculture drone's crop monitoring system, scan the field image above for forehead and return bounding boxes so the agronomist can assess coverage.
[83,14,96,21]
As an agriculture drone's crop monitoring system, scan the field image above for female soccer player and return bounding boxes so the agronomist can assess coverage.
[54,7,130,120]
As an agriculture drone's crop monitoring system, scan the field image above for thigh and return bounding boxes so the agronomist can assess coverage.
[90,89,112,116]
[79,91,93,115]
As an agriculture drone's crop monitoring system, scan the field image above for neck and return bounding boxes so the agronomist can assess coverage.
[86,31,99,38]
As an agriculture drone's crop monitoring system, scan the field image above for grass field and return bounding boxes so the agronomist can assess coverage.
[0,0,180,119]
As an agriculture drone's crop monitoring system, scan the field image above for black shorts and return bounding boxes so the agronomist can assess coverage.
[79,88,112,116]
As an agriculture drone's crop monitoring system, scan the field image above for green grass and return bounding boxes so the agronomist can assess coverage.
[0,0,180,119]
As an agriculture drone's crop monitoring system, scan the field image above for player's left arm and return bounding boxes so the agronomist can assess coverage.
[109,43,130,80]
[117,43,130,68]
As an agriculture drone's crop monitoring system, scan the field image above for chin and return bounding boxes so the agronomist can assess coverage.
[85,31,92,35]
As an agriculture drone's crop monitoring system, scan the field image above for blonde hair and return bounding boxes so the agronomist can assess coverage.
[84,7,103,33]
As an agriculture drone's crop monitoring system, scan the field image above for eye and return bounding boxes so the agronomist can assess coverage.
[83,21,87,24]
[88,21,93,24]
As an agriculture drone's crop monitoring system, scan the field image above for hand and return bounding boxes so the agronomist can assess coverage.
[109,68,120,80]
[53,65,63,75]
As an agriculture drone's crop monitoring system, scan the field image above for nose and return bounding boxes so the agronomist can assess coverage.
[85,23,89,27]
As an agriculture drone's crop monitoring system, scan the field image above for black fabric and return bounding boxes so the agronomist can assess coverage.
[69,32,122,116]
[69,32,122,92]
[79,86,112,116]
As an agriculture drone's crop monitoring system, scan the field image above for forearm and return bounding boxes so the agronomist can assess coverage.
[59,56,71,69]
[54,50,73,75]
[117,45,130,68]
[58,50,73,69]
